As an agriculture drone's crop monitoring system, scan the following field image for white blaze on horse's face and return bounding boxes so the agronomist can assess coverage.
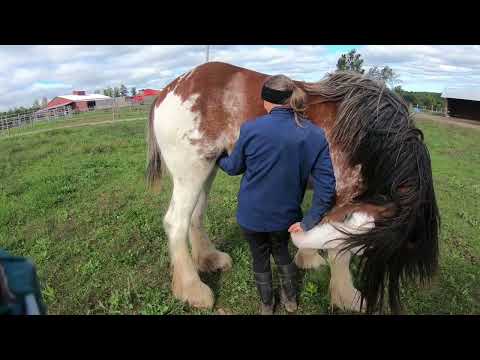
[290,212,375,253]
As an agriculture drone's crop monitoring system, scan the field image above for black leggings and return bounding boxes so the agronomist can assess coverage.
[241,227,292,273]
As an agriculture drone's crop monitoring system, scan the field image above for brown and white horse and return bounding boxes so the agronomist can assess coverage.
[146,61,440,314]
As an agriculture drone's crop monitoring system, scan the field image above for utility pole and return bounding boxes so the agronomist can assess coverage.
[206,45,210,63]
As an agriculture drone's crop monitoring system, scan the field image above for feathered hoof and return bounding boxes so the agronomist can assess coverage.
[294,249,326,269]
[330,289,365,314]
[196,250,233,273]
[172,277,215,309]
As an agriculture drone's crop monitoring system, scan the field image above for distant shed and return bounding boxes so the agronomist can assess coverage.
[441,88,480,121]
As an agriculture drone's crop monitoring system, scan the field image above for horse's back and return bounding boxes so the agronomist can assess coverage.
[152,62,267,160]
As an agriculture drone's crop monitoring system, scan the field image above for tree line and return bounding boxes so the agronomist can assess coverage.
[335,49,443,110]
[94,85,137,98]
[394,89,443,109]
[0,97,49,117]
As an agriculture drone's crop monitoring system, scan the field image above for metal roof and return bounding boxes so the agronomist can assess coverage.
[58,94,112,101]
[441,88,480,102]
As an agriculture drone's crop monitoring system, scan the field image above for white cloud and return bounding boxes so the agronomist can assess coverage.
[362,45,480,92]
[31,82,71,91]
[0,45,479,111]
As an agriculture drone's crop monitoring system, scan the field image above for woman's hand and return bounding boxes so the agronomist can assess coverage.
[288,222,304,233]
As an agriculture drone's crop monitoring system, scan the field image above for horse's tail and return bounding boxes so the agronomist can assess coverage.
[146,100,163,192]
[304,72,440,314]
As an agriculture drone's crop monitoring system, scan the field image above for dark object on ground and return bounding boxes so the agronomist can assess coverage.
[0,250,46,315]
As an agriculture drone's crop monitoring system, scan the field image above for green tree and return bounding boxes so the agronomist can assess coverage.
[113,87,121,98]
[120,84,128,97]
[32,99,40,109]
[130,87,137,96]
[336,49,365,74]
[394,89,443,110]
[367,65,401,89]
[103,87,113,97]
[367,65,382,80]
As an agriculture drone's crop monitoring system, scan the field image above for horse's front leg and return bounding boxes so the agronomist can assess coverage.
[327,248,363,313]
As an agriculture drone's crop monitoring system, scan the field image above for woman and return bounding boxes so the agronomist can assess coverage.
[216,74,336,315]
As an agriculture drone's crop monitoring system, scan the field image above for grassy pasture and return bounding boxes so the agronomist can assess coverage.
[0,111,478,314]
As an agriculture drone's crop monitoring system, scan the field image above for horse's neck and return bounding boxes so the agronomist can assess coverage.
[306,100,338,132]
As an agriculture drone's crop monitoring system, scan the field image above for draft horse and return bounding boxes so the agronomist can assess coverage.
[146,61,440,314]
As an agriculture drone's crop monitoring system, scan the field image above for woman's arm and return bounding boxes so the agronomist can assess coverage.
[300,141,336,231]
[216,126,249,176]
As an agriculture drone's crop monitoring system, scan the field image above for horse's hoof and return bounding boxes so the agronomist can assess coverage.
[294,249,326,269]
[172,278,215,309]
[331,291,364,314]
[197,250,233,273]
[331,302,364,314]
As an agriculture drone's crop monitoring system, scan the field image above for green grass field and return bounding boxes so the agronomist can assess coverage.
[0,112,478,315]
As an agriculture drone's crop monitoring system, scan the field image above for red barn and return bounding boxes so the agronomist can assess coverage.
[132,89,162,104]
[38,90,113,113]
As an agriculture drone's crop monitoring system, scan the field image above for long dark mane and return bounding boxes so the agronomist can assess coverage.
[304,71,441,314]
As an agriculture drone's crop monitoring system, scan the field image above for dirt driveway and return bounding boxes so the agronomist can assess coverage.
[414,113,480,130]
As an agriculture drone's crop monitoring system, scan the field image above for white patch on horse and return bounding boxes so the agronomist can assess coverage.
[154,91,222,162]
[153,92,207,170]
[327,147,363,204]
[291,212,374,253]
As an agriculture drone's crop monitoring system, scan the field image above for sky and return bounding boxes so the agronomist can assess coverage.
[1,45,480,111]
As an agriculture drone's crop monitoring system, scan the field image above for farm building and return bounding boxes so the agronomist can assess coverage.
[441,88,480,121]
[131,89,162,105]
[37,91,113,114]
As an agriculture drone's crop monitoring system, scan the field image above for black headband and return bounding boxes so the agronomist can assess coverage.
[261,85,293,104]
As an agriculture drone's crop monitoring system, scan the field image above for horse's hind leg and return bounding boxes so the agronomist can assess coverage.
[190,167,233,273]
[327,248,362,313]
[164,164,216,309]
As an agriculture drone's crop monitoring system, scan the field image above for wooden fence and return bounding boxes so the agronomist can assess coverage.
[0,105,73,133]
[0,99,153,136]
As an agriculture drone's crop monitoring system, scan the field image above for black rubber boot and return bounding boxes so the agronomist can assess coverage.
[277,262,298,313]
[254,271,275,315]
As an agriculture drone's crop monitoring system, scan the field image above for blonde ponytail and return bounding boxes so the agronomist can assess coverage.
[289,85,307,127]
[263,74,307,127]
